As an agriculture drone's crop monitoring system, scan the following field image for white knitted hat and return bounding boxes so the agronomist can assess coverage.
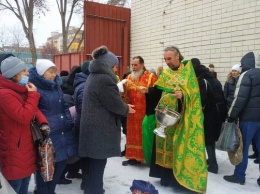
[36,59,56,76]
[231,64,242,73]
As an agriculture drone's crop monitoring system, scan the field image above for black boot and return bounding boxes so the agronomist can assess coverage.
[223,175,245,185]
[206,144,218,174]
[248,152,258,159]
[58,168,72,184]
[254,158,259,164]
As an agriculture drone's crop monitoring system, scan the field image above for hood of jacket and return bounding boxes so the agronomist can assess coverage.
[67,66,81,85]
[29,67,62,90]
[193,64,214,79]
[73,72,88,88]
[240,51,260,72]
[89,60,118,83]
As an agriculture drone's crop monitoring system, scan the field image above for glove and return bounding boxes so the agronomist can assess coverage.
[227,117,235,123]
[40,124,50,136]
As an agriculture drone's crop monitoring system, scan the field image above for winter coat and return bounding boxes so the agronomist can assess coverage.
[0,75,47,180]
[61,66,81,95]
[193,65,224,144]
[229,52,260,121]
[29,67,77,162]
[78,60,129,159]
[224,76,239,108]
[73,72,88,141]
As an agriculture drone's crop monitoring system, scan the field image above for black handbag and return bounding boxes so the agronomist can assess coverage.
[31,116,44,142]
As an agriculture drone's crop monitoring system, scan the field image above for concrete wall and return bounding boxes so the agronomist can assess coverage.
[130,0,260,83]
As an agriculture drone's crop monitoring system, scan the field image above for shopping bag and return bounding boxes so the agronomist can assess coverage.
[130,180,159,194]
[38,138,55,182]
[228,128,243,165]
[0,172,16,194]
[216,121,239,152]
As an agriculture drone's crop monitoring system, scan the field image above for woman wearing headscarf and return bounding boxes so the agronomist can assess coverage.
[29,59,77,194]
[0,57,48,194]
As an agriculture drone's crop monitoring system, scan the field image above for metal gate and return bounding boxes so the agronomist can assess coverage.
[84,1,131,78]
[54,1,131,78]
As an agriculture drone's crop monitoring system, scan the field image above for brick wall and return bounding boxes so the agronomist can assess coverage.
[130,0,260,84]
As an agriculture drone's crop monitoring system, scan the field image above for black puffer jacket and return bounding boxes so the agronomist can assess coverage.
[229,52,260,121]
[224,76,239,108]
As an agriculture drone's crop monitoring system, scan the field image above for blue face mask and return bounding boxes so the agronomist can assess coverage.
[18,75,29,86]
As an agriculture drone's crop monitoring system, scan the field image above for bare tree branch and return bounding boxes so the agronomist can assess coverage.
[0,0,48,65]
[55,0,84,53]
[67,21,83,51]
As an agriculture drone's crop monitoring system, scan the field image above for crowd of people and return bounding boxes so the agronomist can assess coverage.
[0,46,259,194]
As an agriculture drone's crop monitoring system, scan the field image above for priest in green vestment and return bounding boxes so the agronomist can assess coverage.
[143,46,208,193]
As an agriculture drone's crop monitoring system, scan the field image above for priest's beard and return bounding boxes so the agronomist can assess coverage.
[131,69,144,80]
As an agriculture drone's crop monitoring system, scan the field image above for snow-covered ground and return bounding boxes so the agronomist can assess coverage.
[28,133,260,194]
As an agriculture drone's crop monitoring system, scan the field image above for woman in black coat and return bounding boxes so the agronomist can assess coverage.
[191,58,226,174]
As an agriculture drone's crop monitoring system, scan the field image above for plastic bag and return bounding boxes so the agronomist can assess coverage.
[38,138,55,182]
[130,180,159,194]
[0,172,16,194]
[216,121,239,152]
[228,128,243,165]
[117,79,127,92]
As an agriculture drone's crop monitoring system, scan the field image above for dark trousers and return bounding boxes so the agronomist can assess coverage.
[252,139,259,155]
[122,116,127,135]
[81,157,90,191]
[206,143,218,165]
[60,160,81,179]
[36,160,67,194]
[8,175,31,194]
[85,158,107,194]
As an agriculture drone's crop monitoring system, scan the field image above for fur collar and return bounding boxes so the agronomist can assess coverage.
[29,67,62,90]
[89,60,118,83]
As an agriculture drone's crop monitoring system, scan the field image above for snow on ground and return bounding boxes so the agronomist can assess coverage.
[28,133,260,194]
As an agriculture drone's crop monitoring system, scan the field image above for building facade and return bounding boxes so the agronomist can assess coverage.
[130,0,260,83]
[47,26,84,53]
